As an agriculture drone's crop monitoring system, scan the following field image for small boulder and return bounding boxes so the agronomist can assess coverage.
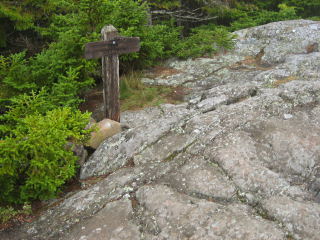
[87,119,122,149]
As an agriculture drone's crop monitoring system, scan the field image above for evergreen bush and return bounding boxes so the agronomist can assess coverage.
[0,106,91,204]
[175,26,235,58]
[230,4,298,31]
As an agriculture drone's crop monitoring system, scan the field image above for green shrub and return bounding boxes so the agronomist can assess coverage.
[175,26,235,58]
[308,16,320,21]
[283,0,320,18]
[0,107,91,204]
[128,24,181,68]
[0,2,34,48]
[230,4,298,31]
[0,52,35,93]
[0,0,235,100]
[0,206,17,223]
[0,203,31,224]
[0,35,95,100]
[0,89,57,137]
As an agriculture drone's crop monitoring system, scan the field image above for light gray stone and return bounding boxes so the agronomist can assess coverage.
[121,106,163,129]
[262,196,320,240]
[210,131,307,199]
[234,20,320,65]
[136,185,286,240]
[80,104,195,179]
[1,157,188,240]
[160,156,237,201]
[62,199,140,240]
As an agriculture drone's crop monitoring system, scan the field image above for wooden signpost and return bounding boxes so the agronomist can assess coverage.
[84,25,140,122]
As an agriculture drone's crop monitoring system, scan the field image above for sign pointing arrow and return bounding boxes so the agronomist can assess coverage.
[84,37,140,59]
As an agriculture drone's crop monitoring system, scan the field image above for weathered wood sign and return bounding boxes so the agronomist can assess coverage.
[84,25,140,122]
[84,37,140,59]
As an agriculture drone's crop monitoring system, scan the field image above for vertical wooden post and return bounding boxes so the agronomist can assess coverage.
[101,25,120,122]
[85,25,139,122]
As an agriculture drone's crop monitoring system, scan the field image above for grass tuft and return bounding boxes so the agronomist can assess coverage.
[120,71,183,111]
[272,76,297,88]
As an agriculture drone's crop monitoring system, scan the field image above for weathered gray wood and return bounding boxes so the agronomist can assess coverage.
[85,25,140,122]
[84,37,140,59]
[101,25,120,122]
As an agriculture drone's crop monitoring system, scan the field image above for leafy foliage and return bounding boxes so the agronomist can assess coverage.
[0,203,31,224]
[147,0,181,9]
[283,0,320,17]
[0,89,56,136]
[0,2,34,48]
[0,52,35,93]
[175,26,235,58]
[229,3,298,31]
[0,106,91,204]
[0,0,236,100]
[202,0,319,31]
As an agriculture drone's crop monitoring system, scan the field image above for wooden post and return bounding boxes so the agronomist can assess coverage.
[84,26,140,123]
[101,25,120,122]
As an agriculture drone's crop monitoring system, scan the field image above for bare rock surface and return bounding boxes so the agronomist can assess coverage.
[136,185,286,240]
[62,199,140,240]
[1,20,320,240]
